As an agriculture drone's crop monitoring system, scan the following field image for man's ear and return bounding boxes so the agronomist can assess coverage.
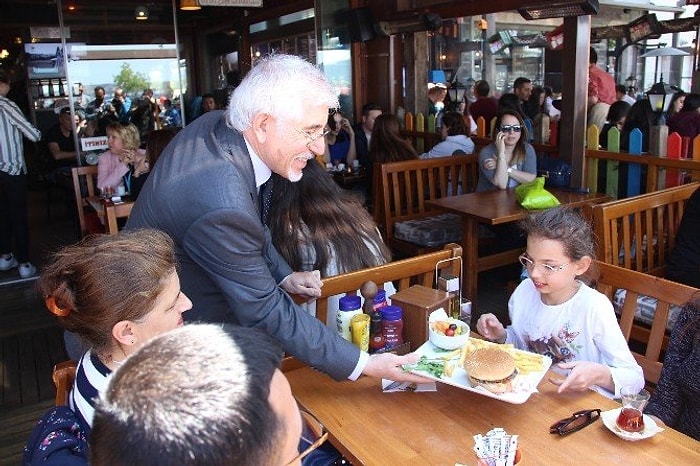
[251,113,272,144]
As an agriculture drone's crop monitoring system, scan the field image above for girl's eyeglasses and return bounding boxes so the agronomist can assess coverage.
[518,254,569,276]
[549,409,601,436]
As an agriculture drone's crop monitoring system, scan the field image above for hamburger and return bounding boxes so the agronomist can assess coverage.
[463,347,517,394]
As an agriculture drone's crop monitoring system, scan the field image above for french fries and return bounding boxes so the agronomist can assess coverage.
[455,337,545,375]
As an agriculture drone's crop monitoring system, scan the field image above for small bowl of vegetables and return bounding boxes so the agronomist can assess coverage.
[429,318,469,350]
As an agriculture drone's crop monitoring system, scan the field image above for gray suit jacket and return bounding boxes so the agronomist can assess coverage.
[126,111,361,380]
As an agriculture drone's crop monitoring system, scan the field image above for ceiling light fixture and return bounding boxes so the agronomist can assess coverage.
[519,0,599,20]
[135,6,149,20]
[180,0,201,11]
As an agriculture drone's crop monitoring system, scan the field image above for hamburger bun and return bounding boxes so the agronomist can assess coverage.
[463,347,517,394]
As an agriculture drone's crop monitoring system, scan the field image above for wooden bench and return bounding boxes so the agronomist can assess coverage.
[281,243,462,372]
[373,156,479,257]
[594,261,699,385]
[590,182,699,276]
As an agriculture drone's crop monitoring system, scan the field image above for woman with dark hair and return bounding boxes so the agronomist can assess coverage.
[323,109,356,167]
[645,299,700,440]
[667,92,700,140]
[476,110,537,192]
[599,100,631,149]
[145,127,180,168]
[368,113,418,164]
[666,90,686,120]
[420,111,474,158]
[620,98,655,152]
[524,86,546,120]
[267,160,393,326]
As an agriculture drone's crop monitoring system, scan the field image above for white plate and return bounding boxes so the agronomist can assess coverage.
[601,408,664,441]
[407,340,552,404]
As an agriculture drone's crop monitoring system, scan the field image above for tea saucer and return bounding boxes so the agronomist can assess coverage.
[601,408,664,441]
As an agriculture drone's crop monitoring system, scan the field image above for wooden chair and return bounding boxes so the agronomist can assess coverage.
[281,243,462,372]
[52,360,77,406]
[104,201,135,234]
[590,182,699,276]
[374,156,478,257]
[71,165,100,237]
[594,261,699,385]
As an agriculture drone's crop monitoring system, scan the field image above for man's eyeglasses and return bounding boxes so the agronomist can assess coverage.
[549,409,601,436]
[499,125,522,133]
[284,407,329,465]
[295,128,329,149]
[519,254,569,276]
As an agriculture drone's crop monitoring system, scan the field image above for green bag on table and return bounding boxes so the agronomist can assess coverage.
[515,176,561,210]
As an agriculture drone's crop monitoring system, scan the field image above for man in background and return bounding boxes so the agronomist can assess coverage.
[468,80,498,128]
[353,102,382,170]
[588,47,616,131]
[513,76,532,116]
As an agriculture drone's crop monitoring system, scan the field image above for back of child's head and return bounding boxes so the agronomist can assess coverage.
[520,206,597,267]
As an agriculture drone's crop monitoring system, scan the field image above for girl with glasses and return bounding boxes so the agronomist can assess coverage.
[476,110,536,192]
[476,207,644,398]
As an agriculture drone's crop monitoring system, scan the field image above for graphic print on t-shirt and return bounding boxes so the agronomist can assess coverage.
[525,322,581,363]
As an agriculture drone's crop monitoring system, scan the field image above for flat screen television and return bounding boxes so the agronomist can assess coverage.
[24,43,65,79]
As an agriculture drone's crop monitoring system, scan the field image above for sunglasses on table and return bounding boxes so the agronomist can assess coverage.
[549,408,601,436]
[499,125,522,133]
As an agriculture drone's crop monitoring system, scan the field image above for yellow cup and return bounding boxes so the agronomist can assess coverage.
[351,313,370,352]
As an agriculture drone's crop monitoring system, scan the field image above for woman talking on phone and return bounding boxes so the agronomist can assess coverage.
[323,110,357,167]
[476,110,536,192]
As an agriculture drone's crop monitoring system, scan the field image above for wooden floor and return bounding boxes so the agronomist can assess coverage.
[0,182,76,465]
[0,181,515,465]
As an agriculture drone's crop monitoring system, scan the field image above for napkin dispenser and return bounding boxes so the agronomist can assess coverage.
[390,285,451,351]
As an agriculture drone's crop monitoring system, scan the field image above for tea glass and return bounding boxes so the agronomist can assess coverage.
[616,385,650,433]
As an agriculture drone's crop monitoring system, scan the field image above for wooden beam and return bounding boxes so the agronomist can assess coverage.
[560,15,590,189]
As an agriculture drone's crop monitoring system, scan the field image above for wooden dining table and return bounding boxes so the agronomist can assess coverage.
[427,188,611,305]
[286,366,699,465]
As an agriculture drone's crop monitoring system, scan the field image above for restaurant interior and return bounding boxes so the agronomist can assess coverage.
[1,0,700,464]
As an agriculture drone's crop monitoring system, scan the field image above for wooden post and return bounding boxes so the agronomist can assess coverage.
[585,125,599,193]
[666,132,682,188]
[627,128,643,197]
[606,127,621,199]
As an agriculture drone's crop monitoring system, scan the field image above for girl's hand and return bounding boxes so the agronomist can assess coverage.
[550,361,612,393]
[476,313,506,343]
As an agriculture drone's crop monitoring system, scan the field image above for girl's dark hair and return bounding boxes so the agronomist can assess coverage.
[491,110,529,166]
[621,99,654,152]
[680,93,700,112]
[146,128,180,167]
[497,93,525,120]
[443,111,470,137]
[268,161,391,275]
[607,101,631,124]
[368,114,418,163]
[519,207,598,284]
[37,229,177,355]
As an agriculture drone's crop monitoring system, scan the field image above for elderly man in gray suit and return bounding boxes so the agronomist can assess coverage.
[127,54,424,383]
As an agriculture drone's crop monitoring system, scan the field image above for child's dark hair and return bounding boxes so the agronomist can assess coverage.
[519,207,598,282]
